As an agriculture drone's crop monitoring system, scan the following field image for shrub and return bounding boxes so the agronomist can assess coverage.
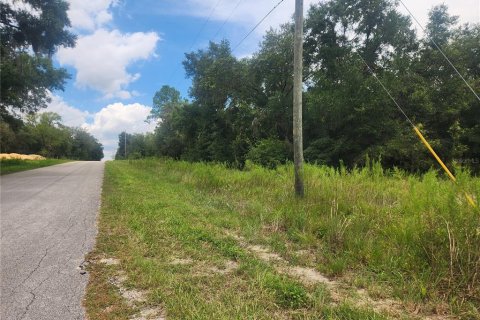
[246,139,291,169]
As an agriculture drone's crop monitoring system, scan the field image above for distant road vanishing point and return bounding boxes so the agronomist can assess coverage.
[0,162,104,320]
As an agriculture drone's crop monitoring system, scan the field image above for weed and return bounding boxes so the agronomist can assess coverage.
[0,159,70,175]
[85,159,480,319]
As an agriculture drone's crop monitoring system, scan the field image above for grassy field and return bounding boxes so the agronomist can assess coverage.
[85,159,480,319]
[0,159,71,175]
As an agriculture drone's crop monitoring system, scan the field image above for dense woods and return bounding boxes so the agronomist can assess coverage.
[117,0,479,173]
[1,112,103,160]
[0,0,103,160]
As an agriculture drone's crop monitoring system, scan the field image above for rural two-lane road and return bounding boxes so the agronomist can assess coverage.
[1,161,104,320]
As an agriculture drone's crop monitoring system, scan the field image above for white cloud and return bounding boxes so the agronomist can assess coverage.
[57,29,160,99]
[184,0,316,33]
[185,0,478,29]
[83,102,156,160]
[67,0,118,31]
[398,0,480,32]
[43,94,90,127]
[4,0,41,17]
[181,0,478,55]
[44,97,156,160]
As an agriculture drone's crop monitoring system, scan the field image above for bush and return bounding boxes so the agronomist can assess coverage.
[246,139,291,169]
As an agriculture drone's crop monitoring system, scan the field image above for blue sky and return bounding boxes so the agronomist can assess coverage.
[45,0,480,159]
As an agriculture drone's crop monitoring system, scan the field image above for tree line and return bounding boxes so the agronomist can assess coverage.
[0,0,103,160]
[1,112,103,160]
[123,0,475,172]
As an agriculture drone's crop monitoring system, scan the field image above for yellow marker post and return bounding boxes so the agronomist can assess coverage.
[413,126,477,208]
[414,127,456,182]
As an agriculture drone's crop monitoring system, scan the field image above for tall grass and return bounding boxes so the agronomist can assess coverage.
[89,158,479,318]
[0,159,70,175]
[133,159,479,310]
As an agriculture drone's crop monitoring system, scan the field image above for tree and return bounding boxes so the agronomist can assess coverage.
[181,41,245,162]
[71,128,104,161]
[115,132,128,160]
[303,0,420,168]
[149,85,185,122]
[21,112,72,157]
[410,6,480,170]
[140,0,479,174]
[1,112,103,160]
[426,4,458,47]
[0,0,76,117]
[250,24,295,144]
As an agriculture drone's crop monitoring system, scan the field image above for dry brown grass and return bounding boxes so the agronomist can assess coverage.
[0,153,46,160]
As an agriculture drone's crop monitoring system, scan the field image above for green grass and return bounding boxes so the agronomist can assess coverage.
[86,159,480,319]
[0,158,71,175]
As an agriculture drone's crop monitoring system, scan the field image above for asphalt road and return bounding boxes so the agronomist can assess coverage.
[0,161,104,320]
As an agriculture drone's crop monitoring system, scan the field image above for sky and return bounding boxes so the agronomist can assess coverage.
[44,0,480,160]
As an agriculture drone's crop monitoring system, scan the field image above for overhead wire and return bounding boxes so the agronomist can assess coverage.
[186,0,224,53]
[398,0,480,102]
[167,0,224,86]
[168,0,285,87]
[212,0,245,41]
[353,49,476,207]
[232,0,286,52]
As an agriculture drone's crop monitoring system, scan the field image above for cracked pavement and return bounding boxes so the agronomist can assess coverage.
[0,161,104,320]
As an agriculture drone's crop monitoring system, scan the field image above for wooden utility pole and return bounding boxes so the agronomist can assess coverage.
[293,0,304,196]
[124,131,127,159]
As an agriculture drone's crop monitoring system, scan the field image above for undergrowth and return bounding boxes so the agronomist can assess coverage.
[0,159,70,175]
[86,158,480,319]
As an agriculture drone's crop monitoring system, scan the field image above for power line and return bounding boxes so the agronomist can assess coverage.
[167,0,224,86]
[187,0,224,53]
[212,0,245,41]
[232,0,286,52]
[168,0,285,87]
[353,50,476,207]
[398,0,480,102]
[354,52,415,128]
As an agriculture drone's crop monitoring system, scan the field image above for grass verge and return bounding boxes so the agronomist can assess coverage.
[85,159,480,319]
[0,159,71,175]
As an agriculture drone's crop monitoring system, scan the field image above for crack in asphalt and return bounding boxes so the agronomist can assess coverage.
[19,291,35,320]
[1,162,104,320]
[17,248,49,290]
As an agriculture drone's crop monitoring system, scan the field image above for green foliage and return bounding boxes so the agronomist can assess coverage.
[92,159,480,318]
[0,112,103,160]
[264,273,310,309]
[0,121,17,152]
[70,128,104,161]
[115,132,156,160]
[119,0,479,175]
[0,158,70,175]
[246,139,291,169]
[0,0,76,115]
[148,85,186,123]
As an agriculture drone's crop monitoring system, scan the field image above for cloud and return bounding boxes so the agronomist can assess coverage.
[67,0,118,31]
[43,94,90,127]
[83,102,156,160]
[184,0,316,33]
[57,29,160,99]
[184,0,478,28]
[170,0,316,55]
[180,0,478,54]
[397,0,480,32]
[4,0,41,17]
[45,97,156,160]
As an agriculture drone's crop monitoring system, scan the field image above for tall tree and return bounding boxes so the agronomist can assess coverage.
[303,0,419,167]
[0,0,76,117]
